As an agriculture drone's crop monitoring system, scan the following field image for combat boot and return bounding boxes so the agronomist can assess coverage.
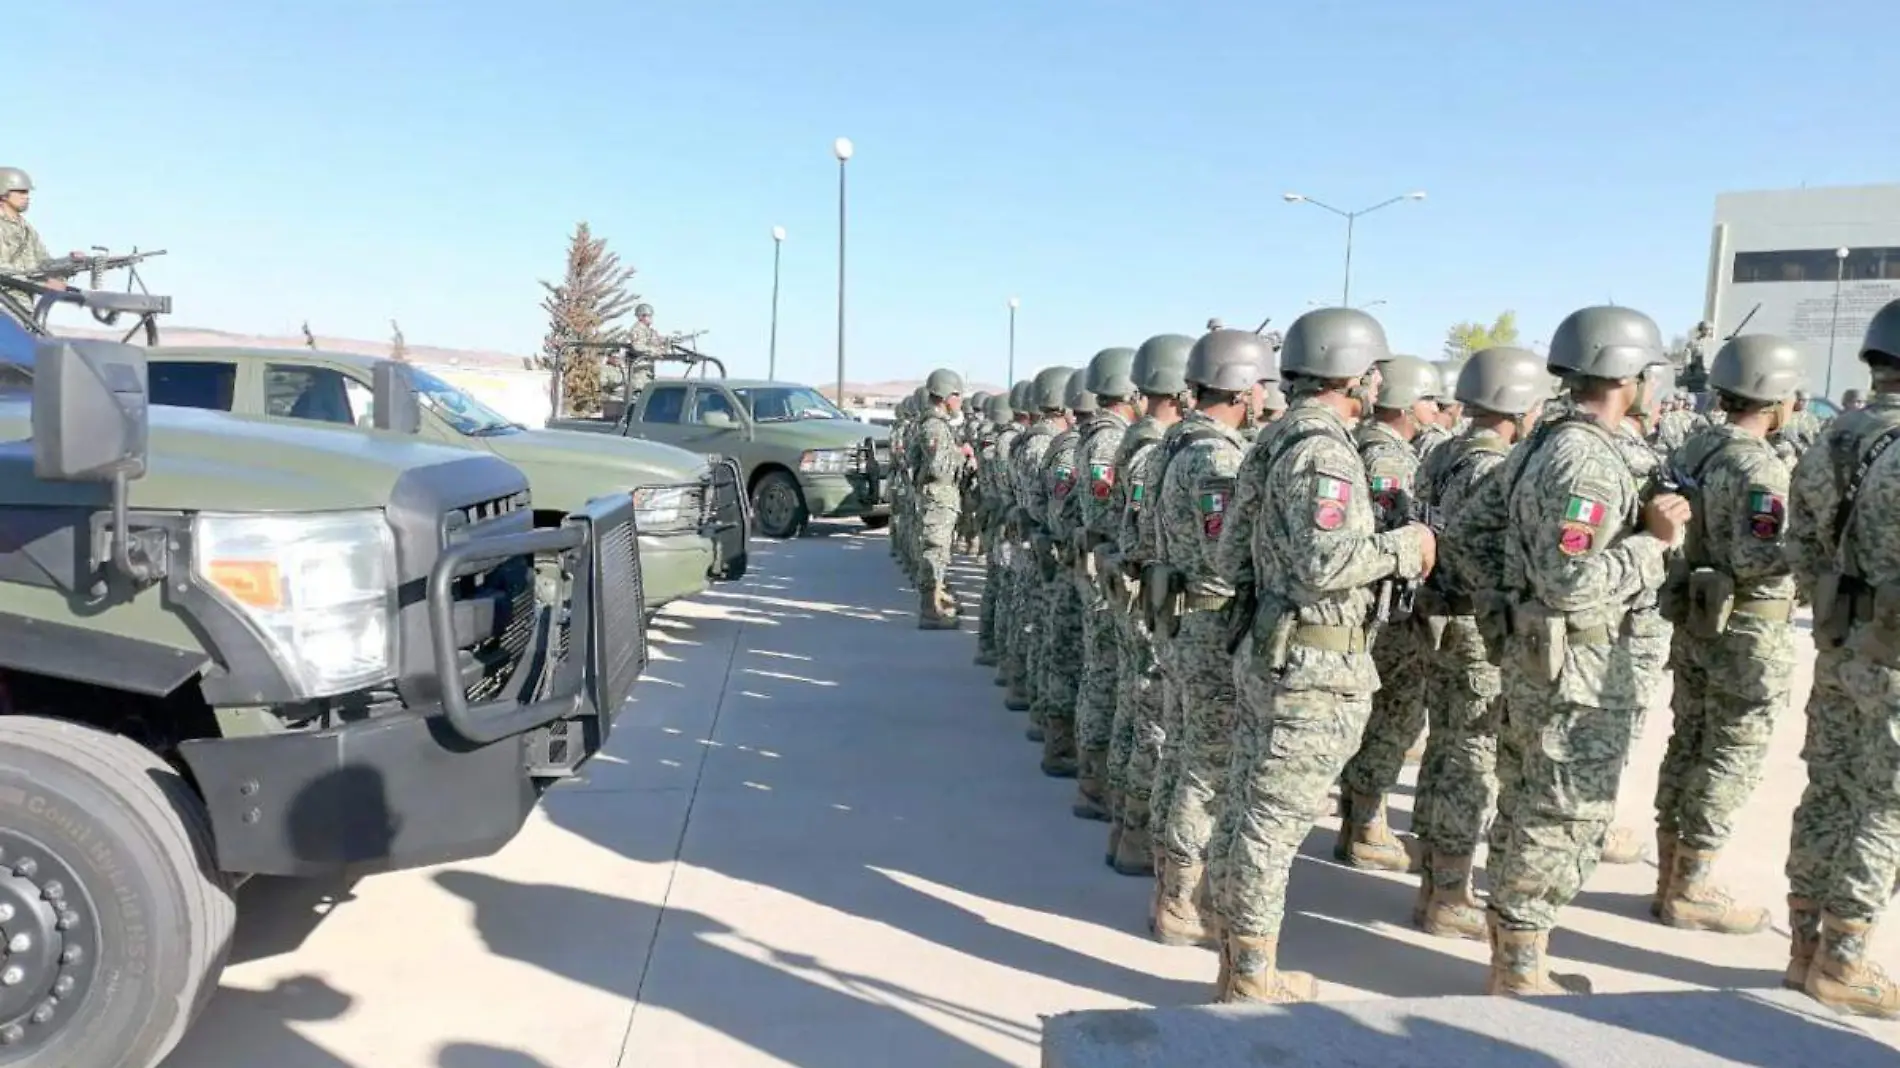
[1806,913,1900,1019]
[1112,818,1154,876]
[1072,748,1110,821]
[1649,829,1678,918]
[1334,791,1415,872]
[1485,916,1592,997]
[1151,858,1214,946]
[1105,820,1122,868]
[1420,852,1488,941]
[1785,896,1821,990]
[1659,847,1769,934]
[1040,717,1078,777]
[974,646,997,667]
[1600,823,1647,864]
[1220,933,1318,1005]
[1411,854,1433,928]
[917,586,959,630]
[1004,673,1031,712]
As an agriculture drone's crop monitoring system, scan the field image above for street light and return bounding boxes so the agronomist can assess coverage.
[1826,245,1850,400]
[1283,190,1426,306]
[769,225,786,379]
[1305,297,1386,310]
[1007,296,1020,384]
[833,137,853,406]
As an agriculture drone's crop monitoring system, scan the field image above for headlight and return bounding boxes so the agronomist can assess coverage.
[632,485,692,528]
[799,449,850,474]
[194,510,397,699]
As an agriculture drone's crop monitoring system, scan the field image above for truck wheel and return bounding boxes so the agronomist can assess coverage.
[0,716,236,1068]
[750,471,808,539]
[859,515,890,531]
[714,550,749,581]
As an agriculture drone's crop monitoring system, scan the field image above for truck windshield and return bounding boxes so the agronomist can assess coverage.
[410,367,521,437]
[736,386,851,423]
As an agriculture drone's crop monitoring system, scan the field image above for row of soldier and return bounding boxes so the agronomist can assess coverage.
[875,301,1900,1021]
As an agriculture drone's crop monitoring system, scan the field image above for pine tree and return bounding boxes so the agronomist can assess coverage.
[538,222,639,416]
[390,319,410,362]
[301,321,318,349]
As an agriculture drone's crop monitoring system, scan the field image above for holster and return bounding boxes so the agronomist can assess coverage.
[1224,586,1259,655]
[1473,591,1513,666]
[1512,601,1566,684]
[1033,532,1057,581]
[1684,568,1736,639]
[1144,563,1183,638]
[1812,572,1855,649]
[1412,586,1450,652]
[1249,603,1296,672]
[1657,556,1691,625]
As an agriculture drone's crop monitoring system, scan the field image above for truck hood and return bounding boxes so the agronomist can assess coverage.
[0,397,505,512]
[485,427,708,485]
[756,418,889,450]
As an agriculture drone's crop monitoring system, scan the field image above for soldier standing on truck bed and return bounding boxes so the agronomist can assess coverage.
[0,167,80,322]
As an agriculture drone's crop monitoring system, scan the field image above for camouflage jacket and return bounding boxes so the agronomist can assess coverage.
[0,214,49,277]
[1012,418,1060,530]
[1425,426,1513,602]
[1154,410,1247,597]
[1787,392,1900,594]
[911,410,962,501]
[1113,415,1169,563]
[985,422,1023,522]
[1668,423,1794,602]
[1078,409,1132,543]
[1356,420,1421,531]
[1042,423,1084,536]
[1413,422,1454,465]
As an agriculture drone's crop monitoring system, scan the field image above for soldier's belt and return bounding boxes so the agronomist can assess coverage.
[1291,623,1367,654]
[1182,592,1232,613]
[1733,597,1796,622]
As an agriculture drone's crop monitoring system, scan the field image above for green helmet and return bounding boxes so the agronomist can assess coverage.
[635,303,654,318]
[1373,354,1440,409]
[925,368,964,400]
[1132,334,1194,396]
[968,389,991,416]
[1710,335,1804,403]
[987,392,1014,424]
[1279,307,1391,380]
[1455,346,1547,416]
[1546,305,1667,380]
[897,395,914,418]
[1032,366,1074,412]
[1064,369,1098,413]
[1008,379,1035,413]
[1083,347,1137,399]
[1431,361,1458,400]
[1187,330,1275,392]
[1861,298,1900,363]
[0,168,29,194]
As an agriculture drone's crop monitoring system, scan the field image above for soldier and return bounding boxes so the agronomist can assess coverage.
[888,395,913,566]
[975,390,1017,667]
[1104,335,1195,877]
[1033,371,1096,775]
[1654,392,1699,457]
[1483,305,1688,996]
[1409,347,1549,941]
[1773,389,1823,462]
[1073,348,1139,820]
[986,383,1035,680]
[1413,361,1458,462]
[0,168,71,291]
[1211,307,1436,1003]
[1149,331,1274,948]
[958,391,993,555]
[911,370,968,629]
[1008,368,1074,721]
[1260,383,1288,424]
[1336,354,1443,872]
[1840,388,1865,411]
[1648,334,1803,937]
[1783,299,1900,1018]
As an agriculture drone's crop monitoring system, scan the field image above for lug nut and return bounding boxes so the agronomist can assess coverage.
[7,933,28,953]
[28,1002,51,1024]
[1,967,23,986]
[12,859,35,878]
[58,946,81,965]
[51,977,72,996]
[0,904,15,923]
[0,1024,20,1044]
[40,881,61,902]
[55,911,77,931]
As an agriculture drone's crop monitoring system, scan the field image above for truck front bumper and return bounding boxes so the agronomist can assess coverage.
[802,473,889,519]
[641,530,715,608]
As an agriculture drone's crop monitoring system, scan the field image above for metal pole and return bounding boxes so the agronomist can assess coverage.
[1008,304,1017,383]
[1342,213,1356,307]
[1826,255,1846,400]
[769,238,782,379]
[835,159,848,407]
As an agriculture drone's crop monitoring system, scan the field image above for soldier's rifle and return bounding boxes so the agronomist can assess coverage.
[18,246,169,341]
[0,272,172,346]
[28,247,167,288]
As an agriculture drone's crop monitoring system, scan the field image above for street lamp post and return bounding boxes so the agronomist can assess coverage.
[769,225,785,379]
[1283,190,1426,306]
[1007,296,1020,384]
[1826,246,1849,401]
[833,137,853,407]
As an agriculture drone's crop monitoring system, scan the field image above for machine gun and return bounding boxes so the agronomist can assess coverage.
[556,333,728,421]
[1373,490,1434,625]
[27,247,167,288]
[13,246,170,343]
[0,272,172,345]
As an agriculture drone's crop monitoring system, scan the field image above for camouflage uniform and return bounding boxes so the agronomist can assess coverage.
[1075,406,1132,815]
[0,213,49,278]
[1105,413,1171,873]
[1140,419,1192,851]
[979,409,1023,668]
[1653,407,1698,457]
[1414,421,1454,465]
[1034,414,1087,774]
[1007,416,1059,716]
[888,404,912,566]
[910,395,964,626]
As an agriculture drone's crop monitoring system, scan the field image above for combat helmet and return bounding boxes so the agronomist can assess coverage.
[1131,334,1194,396]
[1546,305,1668,380]
[1455,347,1548,416]
[1064,368,1098,413]
[967,390,991,419]
[1084,347,1137,400]
[1008,379,1035,414]
[987,392,1014,424]
[1279,307,1391,380]
[0,168,29,194]
[1032,366,1074,412]
[1709,335,1804,404]
[1862,298,1900,363]
[1373,354,1440,410]
[1187,329,1276,393]
[635,302,654,318]
[925,368,964,401]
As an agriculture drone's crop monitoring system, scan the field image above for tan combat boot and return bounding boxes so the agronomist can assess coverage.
[1421,852,1488,941]
[1806,913,1900,1019]
[1785,896,1821,990]
[1005,673,1031,712]
[1040,716,1078,778]
[1334,791,1415,872]
[1659,847,1769,934]
[1072,748,1110,821]
[1485,916,1592,997]
[1411,854,1433,928]
[1600,824,1647,864]
[1111,816,1154,876]
[917,585,959,630]
[1151,858,1213,946]
[1220,933,1318,1004]
[1649,829,1678,919]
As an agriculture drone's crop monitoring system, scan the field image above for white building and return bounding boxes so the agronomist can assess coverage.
[1704,183,1900,401]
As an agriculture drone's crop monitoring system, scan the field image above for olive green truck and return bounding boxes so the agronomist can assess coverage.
[0,281,647,1068]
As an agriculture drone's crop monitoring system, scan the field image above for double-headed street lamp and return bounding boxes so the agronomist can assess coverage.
[1007,296,1020,384]
[769,225,785,379]
[833,137,853,406]
[1283,190,1426,306]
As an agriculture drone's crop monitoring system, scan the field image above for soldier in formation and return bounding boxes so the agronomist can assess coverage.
[909,370,969,629]
[1072,349,1139,819]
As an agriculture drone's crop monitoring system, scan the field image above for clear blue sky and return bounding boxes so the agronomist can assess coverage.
[15,0,1900,387]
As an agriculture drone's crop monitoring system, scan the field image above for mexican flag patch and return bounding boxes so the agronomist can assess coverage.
[1090,463,1115,499]
[1369,475,1400,492]
[1200,490,1228,539]
[1316,477,1351,502]
[1564,497,1606,526]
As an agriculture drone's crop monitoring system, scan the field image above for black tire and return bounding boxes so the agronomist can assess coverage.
[750,470,809,539]
[715,550,749,581]
[859,515,891,531]
[0,716,236,1068]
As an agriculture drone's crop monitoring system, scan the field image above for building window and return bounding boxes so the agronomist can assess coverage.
[1733,246,1900,283]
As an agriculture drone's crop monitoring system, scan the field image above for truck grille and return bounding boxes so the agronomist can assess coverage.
[595,513,647,713]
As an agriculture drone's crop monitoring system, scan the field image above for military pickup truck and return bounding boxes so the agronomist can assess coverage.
[137,346,749,607]
[0,279,647,1068]
[550,374,891,539]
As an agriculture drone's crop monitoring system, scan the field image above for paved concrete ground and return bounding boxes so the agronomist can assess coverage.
[163,525,1899,1068]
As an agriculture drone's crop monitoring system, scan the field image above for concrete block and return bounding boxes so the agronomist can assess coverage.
[1041,989,1896,1067]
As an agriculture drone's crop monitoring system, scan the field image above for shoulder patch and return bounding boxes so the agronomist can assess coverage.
[1563,496,1607,527]
[1198,485,1229,539]
[1558,522,1595,556]
[1747,487,1785,539]
[1089,462,1115,499]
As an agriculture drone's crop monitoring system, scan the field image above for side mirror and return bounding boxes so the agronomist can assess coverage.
[372,360,421,434]
[32,337,149,483]
[702,410,736,429]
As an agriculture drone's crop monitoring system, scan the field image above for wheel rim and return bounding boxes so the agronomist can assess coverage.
[0,830,99,1054]
[757,481,797,535]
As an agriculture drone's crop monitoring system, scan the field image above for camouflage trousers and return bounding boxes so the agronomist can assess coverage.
[1157,610,1241,869]
[978,521,1011,657]
[1075,578,1119,757]
[1413,616,1501,867]
[1004,547,1040,699]
[1108,602,1166,837]
[915,490,959,589]
[1488,635,1640,931]
[1787,636,1900,922]
[1032,570,1085,741]
[1147,637,1188,840]
[1341,622,1426,801]
[1213,655,1374,938]
[1655,616,1794,852]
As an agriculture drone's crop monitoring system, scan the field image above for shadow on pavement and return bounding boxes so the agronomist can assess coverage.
[166,975,356,1068]
[435,1043,557,1068]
